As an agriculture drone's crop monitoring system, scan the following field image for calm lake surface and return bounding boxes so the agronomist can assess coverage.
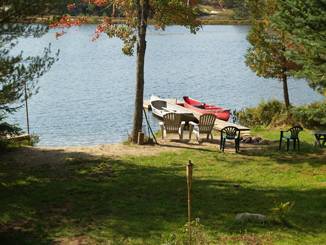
[12,25,323,146]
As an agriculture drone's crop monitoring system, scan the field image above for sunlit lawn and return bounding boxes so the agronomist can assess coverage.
[0,128,325,244]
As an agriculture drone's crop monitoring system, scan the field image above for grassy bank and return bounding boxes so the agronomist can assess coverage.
[0,128,325,244]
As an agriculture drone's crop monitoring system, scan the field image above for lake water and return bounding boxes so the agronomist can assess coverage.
[12,25,323,146]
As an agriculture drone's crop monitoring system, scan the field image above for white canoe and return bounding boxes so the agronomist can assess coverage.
[149,95,196,122]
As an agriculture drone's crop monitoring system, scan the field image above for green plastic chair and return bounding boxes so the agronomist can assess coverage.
[279,126,303,151]
[220,126,241,153]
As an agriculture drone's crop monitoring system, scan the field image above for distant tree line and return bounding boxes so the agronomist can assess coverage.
[41,0,120,16]
[47,0,251,18]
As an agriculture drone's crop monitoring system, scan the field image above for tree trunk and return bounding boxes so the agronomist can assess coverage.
[282,72,290,109]
[132,0,149,143]
[280,38,290,109]
[112,4,116,17]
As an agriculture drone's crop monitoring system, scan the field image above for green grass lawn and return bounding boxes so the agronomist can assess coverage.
[251,127,317,143]
[0,129,325,244]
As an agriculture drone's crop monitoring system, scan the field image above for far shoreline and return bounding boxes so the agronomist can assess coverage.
[27,15,251,26]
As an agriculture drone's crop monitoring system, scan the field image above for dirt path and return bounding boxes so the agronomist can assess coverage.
[1,135,270,166]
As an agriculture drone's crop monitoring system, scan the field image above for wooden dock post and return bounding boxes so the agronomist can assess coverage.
[186,160,193,245]
[137,131,144,145]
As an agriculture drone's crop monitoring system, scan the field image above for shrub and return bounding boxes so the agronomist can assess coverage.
[0,121,22,138]
[271,201,295,227]
[161,219,212,245]
[236,100,288,127]
[236,100,326,129]
[0,121,22,151]
[291,101,326,129]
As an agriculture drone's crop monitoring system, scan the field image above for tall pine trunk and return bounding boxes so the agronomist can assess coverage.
[132,0,149,143]
[281,70,290,109]
[281,43,290,109]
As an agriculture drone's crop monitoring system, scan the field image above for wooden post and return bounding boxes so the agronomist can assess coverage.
[137,131,144,145]
[24,82,30,136]
[187,160,193,245]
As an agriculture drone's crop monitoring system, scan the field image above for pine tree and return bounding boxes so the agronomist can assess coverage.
[0,1,58,137]
[273,0,326,95]
[245,0,295,108]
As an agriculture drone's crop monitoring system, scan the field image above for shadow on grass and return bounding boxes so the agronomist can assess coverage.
[0,229,52,245]
[239,141,326,167]
[0,147,325,243]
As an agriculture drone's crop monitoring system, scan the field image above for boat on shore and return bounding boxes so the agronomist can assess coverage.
[182,96,231,121]
[150,95,196,122]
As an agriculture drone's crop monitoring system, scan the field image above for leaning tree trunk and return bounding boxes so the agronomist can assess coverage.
[281,70,290,109]
[132,0,149,143]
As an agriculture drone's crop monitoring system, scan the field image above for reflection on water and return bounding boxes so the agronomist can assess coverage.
[12,25,323,146]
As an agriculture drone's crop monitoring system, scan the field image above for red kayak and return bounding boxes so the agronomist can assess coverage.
[182,96,231,121]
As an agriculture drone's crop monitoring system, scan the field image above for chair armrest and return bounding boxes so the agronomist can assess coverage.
[159,122,164,126]
[189,121,198,126]
[181,121,186,126]
[280,129,289,133]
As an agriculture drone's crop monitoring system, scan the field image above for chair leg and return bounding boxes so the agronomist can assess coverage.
[286,139,289,151]
[160,127,164,139]
[279,138,282,150]
[189,125,193,140]
[293,140,296,150]
[220,135,223,150]
[195,131,200,143]
[179,127,184,140]
[196,132,200,143]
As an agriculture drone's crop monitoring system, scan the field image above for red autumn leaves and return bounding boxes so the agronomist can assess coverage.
[50,1,112,39]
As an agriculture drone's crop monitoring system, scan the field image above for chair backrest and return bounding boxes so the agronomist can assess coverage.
[221,126,240,139]
[198,114,216,133]
[289,125,303,138]
[163,113,181,133]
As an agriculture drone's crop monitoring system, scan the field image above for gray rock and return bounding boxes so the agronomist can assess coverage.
[260,139,270,145]
[244,137,252,143]
[235,212,267,223]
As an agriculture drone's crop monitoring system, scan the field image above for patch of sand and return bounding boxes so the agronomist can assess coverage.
[1,134,271,166]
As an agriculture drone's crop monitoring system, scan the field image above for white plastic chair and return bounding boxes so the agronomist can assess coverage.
[189,113,216,142]
[159,113,185,140]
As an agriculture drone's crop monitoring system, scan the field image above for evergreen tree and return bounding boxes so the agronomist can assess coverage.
[0,1,58,137]
[273,0,326,95]
[245,0,295,108]
[233,0,251,19]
